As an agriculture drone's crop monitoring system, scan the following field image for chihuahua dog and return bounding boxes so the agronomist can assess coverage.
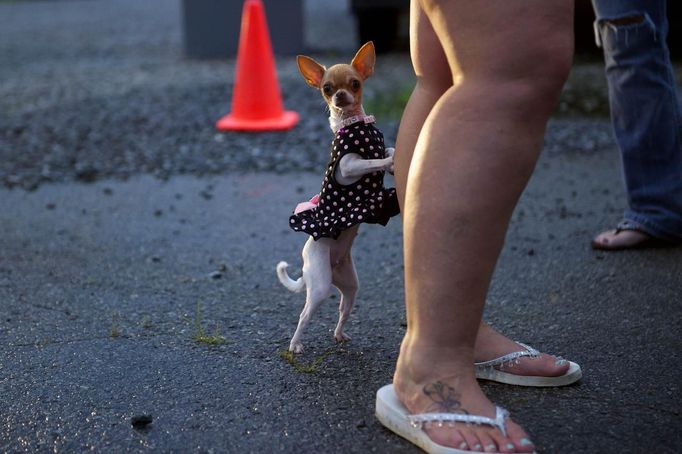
[276,42,400,354]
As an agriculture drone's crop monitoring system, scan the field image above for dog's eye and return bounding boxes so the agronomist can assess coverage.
[351,79,360,91]
[323,83,333,95]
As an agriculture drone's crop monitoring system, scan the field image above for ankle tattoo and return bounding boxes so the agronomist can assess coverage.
[423,381,469,414]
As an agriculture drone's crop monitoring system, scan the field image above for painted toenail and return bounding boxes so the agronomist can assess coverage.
[459,441,468,450]
[555,359,567,366]
[474,443,482,450]
[506,443,515,449]
[520,438,533,446]
[485,444,496,452]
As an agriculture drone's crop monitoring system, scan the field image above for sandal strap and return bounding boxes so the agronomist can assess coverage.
[407,406,509,436]
[474,342,540,369]
[615,219,641,234]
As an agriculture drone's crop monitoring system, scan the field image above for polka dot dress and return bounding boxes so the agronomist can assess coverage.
[289,119,400,240]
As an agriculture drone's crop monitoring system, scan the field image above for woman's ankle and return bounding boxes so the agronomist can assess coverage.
[395,335,476,390]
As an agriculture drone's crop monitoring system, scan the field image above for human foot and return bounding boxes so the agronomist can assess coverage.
[591,228,660,250]
[474,323,574,381]
[390,346,535,453]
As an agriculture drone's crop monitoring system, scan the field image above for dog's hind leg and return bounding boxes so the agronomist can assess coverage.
[289,238,333,354]
[332,252,359,344]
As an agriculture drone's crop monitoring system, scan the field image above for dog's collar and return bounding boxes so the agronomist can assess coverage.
[338,114,375,129]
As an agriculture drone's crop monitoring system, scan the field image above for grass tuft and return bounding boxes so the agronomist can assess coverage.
[279,349,334,374]
[141,314,153,329]
[192,302,229,346]
[110,312,120,338]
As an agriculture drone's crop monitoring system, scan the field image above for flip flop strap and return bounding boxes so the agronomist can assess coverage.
[615,219,642,234]
[474,342,540,369]
[407,406,509,437]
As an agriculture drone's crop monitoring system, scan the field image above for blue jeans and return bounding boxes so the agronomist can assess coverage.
[592,0,682,242]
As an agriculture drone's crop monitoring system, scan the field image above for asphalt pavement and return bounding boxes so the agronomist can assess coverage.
[1,1,681,453]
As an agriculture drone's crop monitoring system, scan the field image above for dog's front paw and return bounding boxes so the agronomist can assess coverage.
[334,331,351,343]
[384,153,395,175]
[289,341,305,354]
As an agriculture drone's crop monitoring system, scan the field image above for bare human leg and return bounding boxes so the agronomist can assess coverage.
[392,1,574,452]
[393,1,572,382]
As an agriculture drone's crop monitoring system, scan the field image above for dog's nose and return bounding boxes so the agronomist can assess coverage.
[333,91,351,106]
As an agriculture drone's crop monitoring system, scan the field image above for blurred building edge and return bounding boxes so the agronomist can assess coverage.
[182,0,303,59]
[351,0,681,58]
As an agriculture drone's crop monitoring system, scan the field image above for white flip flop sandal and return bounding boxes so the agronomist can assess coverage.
[376,384,533,454]
[475,342,582,387]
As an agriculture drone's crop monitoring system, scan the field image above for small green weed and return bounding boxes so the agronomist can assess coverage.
[110,312,120,338]
[192,302,228,346]
[141,314,153,329]
[279,349,334,374]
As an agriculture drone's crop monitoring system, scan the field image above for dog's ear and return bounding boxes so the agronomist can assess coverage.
[297,55,326,88]
[351,41,375,80]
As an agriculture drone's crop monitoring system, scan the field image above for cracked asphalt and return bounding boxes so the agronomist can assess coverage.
[1,1,681,453]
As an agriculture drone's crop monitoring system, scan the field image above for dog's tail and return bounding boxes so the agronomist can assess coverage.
[276,261,305,293]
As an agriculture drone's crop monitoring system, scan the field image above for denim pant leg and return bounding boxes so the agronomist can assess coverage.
[592,0,682,242]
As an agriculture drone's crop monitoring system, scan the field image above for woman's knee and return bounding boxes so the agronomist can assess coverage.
[480,36,573,120]
[413,74,450,103]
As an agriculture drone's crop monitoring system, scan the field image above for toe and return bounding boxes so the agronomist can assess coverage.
[513,436,535,453]
[487,428,513,453]
[460,430,483,451]
[592,229,618,249]
[477,433,498,453]
[592,228,652,250]
[499,353,569,377]
[478,434,499,452]
[425,426,466,450]
[506,420,534,453]
[535,353,570,376]
[592,230,613,247]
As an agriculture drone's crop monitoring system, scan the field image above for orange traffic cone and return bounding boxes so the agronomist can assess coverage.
[216,0,299,132]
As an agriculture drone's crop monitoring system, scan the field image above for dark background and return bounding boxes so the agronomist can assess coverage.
[351,0,681,58]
